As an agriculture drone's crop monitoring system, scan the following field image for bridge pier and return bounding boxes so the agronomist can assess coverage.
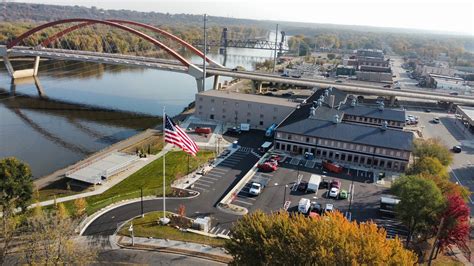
[2,55,41,79]
[212,75,221,90]
[252,81,263,94]
[389,95,396,106]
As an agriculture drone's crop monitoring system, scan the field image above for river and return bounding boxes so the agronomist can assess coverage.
[0,45,276,178]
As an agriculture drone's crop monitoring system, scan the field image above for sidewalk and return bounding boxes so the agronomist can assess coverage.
[31,145,173,208]
[116,235,232,263]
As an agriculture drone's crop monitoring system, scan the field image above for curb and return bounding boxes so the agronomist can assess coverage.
[79,191,200,235]
[115,237,233,264]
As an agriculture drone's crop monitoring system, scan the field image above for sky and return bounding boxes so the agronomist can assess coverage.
[14,0,474,35]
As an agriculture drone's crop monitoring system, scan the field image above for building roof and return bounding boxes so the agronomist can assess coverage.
[197,90,298,108]
[277,117,413,151]
[277,89,413,151]
[339,103,406,122]
[457,105,474,121]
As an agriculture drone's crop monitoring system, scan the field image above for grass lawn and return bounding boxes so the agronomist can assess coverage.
[119,211,227,247]
[36,178,90,202]
[121,134,164,155]
[76,150,214,214]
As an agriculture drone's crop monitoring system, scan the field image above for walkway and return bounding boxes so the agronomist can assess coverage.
[31,145,172,208]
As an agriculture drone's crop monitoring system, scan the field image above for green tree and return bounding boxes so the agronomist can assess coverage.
[391,175,445,247]
[327,53,336,60]
[413,138,453,166]
[0,157,33,212]
[226,211,417,265]
[408,157,448,178]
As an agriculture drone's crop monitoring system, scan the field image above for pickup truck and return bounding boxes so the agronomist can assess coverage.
[194,127,212,134]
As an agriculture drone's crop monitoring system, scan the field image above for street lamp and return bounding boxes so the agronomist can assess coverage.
[283,184,288,205]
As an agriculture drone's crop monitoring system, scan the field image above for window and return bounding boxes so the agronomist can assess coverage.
[286,145,291,151]
[306,137,310,143]
[341,154,346,161]
[259,121,264,126]
[273,116,277,120]
[379,160,385,167]
[343,143,348,149]
[222,108,226,113]
[359,156,365,164]
[247,119,251,123]
[210,114,214,120]
[222,115,226,119]
[288,135,292,140]
[316,150,321,156]
[277,133,282,138]
[281,144,285,150]
[276,143,280,149]
[247,112,251,116]
[329,152,333,158]
[353,156,359,163]
[199,105,202,109]
[248,103,251,108]
[198,111,202,115]
[322,151,327,157]
[349,144,355,150]
[367,158,372,165]
[293,146,298,152]
[211,99,215,103]
[199,97,203,101]
[260,114,264,118]
[335,153,340,160]
[396,151,401,157]
[373,159,379,166]
[387,161,392,169]
[348,155,353,162]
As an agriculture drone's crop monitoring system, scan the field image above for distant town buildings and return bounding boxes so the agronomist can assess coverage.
[341,49,393,82]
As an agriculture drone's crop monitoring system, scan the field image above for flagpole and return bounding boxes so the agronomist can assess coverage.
[162,106,166,221]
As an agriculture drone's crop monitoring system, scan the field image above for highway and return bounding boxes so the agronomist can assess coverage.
[3,45,474,104]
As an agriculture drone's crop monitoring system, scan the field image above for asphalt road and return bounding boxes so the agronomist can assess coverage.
[408,109,474,213]
[96,249,225,266]
[83,132,264,235]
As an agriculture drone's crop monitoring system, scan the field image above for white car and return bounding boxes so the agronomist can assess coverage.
[249,182,262,196]
[329,187,339,198]
[325,203,334,212]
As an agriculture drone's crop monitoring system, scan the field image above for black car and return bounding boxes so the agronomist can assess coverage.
[297,181,308,192]
[310,202,323,214]
[231,67,238,71]
[227,127,241,135]
[319,179,329,189]
[424,109,431,113]
[452,145,462,153]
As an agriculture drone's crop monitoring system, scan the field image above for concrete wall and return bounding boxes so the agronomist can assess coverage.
[357,71,393,83]
[194,93,296,129]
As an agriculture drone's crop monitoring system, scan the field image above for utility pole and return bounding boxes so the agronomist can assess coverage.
[428,217,445,265]
[203,14,208,91]
[272,24,279,73]
[140,187,144,217]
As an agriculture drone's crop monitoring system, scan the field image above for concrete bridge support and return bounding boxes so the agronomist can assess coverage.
[252,80,263,94]
[212,75,221,90]
[389,95,396,106]
[2,55,41,79]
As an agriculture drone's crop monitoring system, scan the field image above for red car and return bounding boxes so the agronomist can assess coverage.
[269,154,282,162]
[257,161,278,172]
[323,160,343,174]
[330,179,341,189]
[194,127,212,134]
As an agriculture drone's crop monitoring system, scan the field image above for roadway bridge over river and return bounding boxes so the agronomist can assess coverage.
[2,18,474,105]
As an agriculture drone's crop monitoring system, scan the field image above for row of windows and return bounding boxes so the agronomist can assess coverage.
[344,115,403,126]
[207,114,265,125]
[197,97,279,112]
[275,142,406,171]
[276,133,407,159]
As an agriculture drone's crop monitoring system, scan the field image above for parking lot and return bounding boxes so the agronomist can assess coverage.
[230,153,408,239]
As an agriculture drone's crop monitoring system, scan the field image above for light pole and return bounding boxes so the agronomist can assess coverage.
[140,187,144,217]
[203,14,208,90]
[283,184,288,205]
[272,24,279,73]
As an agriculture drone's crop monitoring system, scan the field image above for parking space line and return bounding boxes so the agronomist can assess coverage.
[220,229,227,235]
[206,173,223,178]
[193,186,209,192]
[196,179,214,184]
[237,195,256,201]
[200,176,218,181]
[194,182,211,187]
[214,228,222,234]
[234,199,253,205]
[238,191,254,197]
[211,168,227,173]
[209,227,216,233]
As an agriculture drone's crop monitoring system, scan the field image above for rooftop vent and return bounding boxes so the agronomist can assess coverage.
[333,114,340,124]
[381,120,388,130]
[324,89,329,97]
[350,98,357,107]
[309,106,316,117]
[329,95,336,109]
[378,101,385,111]
[328,87,333,92]
[317,99,323,107]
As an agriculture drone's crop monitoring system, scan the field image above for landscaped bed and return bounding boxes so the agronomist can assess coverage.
[119,211,227,247]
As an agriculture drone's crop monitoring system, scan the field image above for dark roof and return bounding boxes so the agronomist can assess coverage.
[339,104,406,122]
[277,118,414,151]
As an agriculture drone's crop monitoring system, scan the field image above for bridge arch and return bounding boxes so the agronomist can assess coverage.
[38,19,223,67]
[7,18,192,67]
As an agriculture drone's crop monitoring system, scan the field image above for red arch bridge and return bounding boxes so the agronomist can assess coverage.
[2,18,474,104]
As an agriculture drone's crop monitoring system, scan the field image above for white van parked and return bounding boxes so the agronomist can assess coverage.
[306,174,322,193]
[298,198,311,214]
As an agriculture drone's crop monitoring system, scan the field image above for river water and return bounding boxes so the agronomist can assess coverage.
[0,46,275,178]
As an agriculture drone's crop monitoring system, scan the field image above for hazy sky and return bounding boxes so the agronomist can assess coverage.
[14,0,474,35]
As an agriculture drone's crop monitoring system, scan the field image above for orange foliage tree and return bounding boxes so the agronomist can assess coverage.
[226,211,417,265]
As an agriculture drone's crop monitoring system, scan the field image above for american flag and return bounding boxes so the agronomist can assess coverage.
[164,115,199,156]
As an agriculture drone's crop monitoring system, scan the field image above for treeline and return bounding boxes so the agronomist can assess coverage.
[0,22,266,57]
[288,31,474,67]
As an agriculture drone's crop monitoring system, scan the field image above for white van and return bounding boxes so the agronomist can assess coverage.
[306,174,322,193]
[298,198,311,213]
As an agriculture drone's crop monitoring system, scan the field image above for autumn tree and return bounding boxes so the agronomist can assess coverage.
[391,175,445,246]
[413,138,453,166]
[435,194,470,256]
[226,211,417,265]
[73,197,87,218]
[0,157,33,265]
[21,203,96,265]
[408,157,448,178]
[425,175,471,201]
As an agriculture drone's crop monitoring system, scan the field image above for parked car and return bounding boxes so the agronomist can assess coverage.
[310,202,323,215]
[335,80,343,83]
[452,145,462,153]
[227,127,241,135]
[257,161,278,172]
[449,92,459,95]
[383,84,391,88]
[297,181,308,192]
[319,179,329,189]
[249,182,263,196]
[269,154,282,162]
[194,127,212,134]
[231,67,238,71]
[339,189,348,199]
[298,198,311,214]
[330,179,341,189]
[424,108,431,113]
[280,73,289,77]
[329,187,340,198]
[432,117,440,124]
[324,203,334,213]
